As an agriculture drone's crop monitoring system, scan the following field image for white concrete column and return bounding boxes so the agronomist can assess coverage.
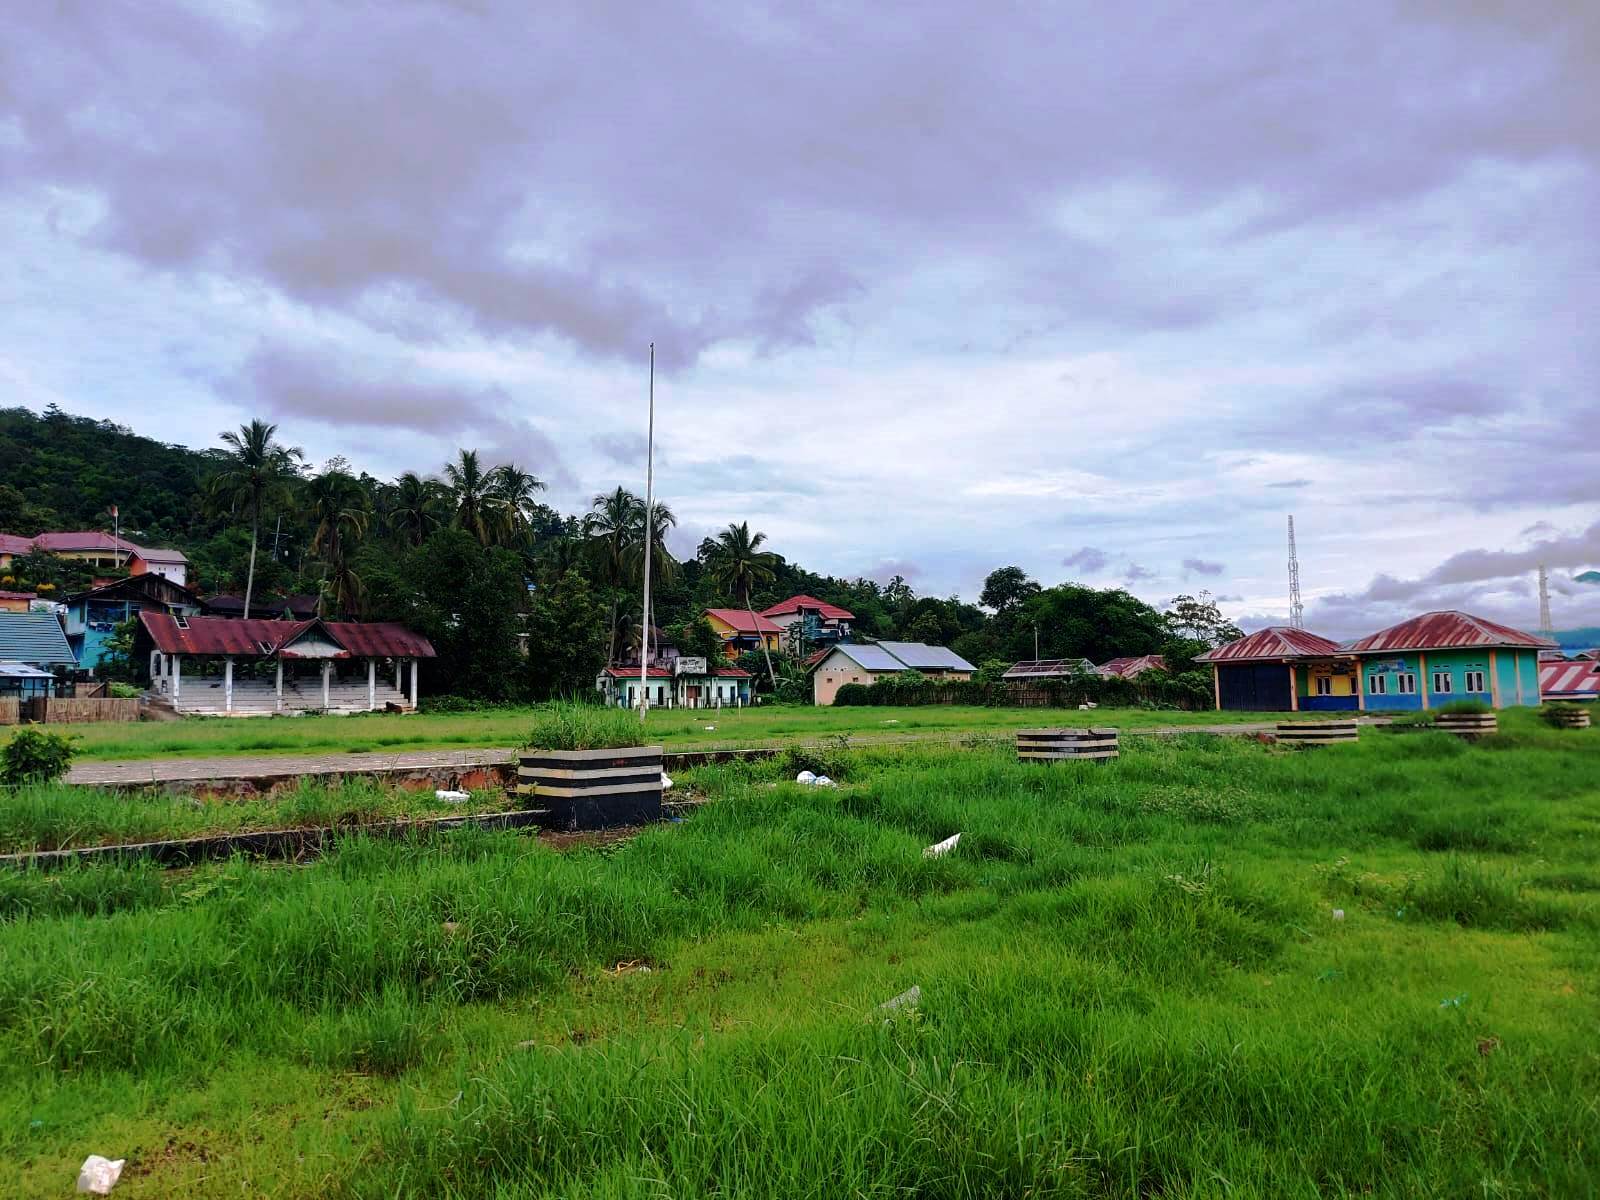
[275,660,284,712]
[172,655,181,701]
[368,659,376,710]
[409,658,419,708]
[395,658,403,690]
[322,660,331,710]
[224,657,233,712]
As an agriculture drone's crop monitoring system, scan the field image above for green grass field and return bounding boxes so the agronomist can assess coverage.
[3,713,1597,1196]
[65,703,1312,763]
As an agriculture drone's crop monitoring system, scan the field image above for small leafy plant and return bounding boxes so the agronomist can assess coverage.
[1436,699,1492,716]
[0,728,76,785]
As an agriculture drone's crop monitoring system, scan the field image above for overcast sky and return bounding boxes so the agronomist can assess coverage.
[3,1,1596,636]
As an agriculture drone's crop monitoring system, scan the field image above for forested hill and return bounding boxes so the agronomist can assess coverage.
[0,405,221,545]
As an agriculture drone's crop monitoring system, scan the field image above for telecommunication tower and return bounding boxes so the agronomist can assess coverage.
[1538,565,1553,636]
[1287,516,1304,630]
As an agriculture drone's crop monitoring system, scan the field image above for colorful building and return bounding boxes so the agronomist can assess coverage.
[1196,627,1359,711]
[596,663,752,709]
[62,574,201,671]
[760,594,855,651]
[1199,611,1552,712]
[1540,658,1600,702]
[1341,611,1549,710]
[703,608,784,660]
[0,532,190,586]
[0,590,37,614]
[809,641,975,706]
[0,610,78,697]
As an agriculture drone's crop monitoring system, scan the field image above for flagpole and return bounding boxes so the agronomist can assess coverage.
[639,343,655,720]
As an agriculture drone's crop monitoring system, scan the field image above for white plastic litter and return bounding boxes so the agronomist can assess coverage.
[814,775,836,788]
[76,1156,124,1195]
[796,770,817,784]
[883,719,899,724]
[879,985,921,1013]
[923,833,961,859]
[704,724,716,731]
[434,789,470,803]
[1331,908,1346,921]
[661,773,674,791]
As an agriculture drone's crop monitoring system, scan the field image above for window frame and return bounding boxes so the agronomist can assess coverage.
[1431,671,1453,695]
[1465,670,1486,693]
[1368,674,1386,695]
[1396,672,1417,695]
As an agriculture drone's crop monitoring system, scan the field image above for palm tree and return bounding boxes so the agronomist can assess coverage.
[443,449,493,545]
[302,470,370,617]
[488,463,546,546]
[700,521,779,688]
[624,500,679,663]
[205,420,304,618]
[582,486,644,666]
[389,471,447,547]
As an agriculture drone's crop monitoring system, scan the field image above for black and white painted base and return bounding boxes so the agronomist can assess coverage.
[1435,713,1498,738]
[1016,728,1119,763]
[518,745,665,830]
[1277,719,1360,746]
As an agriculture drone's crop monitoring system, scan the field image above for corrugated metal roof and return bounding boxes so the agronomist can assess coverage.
[820,644,908,672]
[1002,658,1096,679]
[704,607,783,633]
[875,641,977,671]
[1096,655,1167,678]
[134,547,189,563]
[0,590,38,601]
[29,531,140,553]
[1195,627,1346,663]
[0,662,53,679]
[760,594,855,621]
[139,613,435,659]
[0,612,77,666]
[0,534,34,555]
[602,665,752,679]
[1341,611,1554,653]
[1540,660,1600,698]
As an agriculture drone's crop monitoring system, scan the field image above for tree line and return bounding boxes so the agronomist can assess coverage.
[1,405,1242,702]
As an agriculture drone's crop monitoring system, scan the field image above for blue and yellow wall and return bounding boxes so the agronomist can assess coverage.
[1357,648,1542,710]
[1296,661,1361,711]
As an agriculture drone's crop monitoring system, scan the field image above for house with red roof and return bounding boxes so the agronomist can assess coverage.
[135,612,435,715]
[596,663,753,710]
[0,531,190,586]
[1095,654,1167,680]
[1197,611,1554,712]
[759,594,855,651]
[702,607,783,660]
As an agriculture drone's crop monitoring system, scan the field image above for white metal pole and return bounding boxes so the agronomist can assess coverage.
[639,342,655,720]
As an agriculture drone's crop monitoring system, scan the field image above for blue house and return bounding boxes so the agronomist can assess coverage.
[1341,611,1550,710]
[0,610,78,697]
[62,574,201,672]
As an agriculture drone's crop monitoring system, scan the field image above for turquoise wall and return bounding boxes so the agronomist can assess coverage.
[1360,647,1540,709]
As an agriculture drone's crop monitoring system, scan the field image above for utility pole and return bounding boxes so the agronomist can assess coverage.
[1538,565,1553,636]
[1287,515,1304,630]
[639,343,656,719]
[1033,622,1039,660]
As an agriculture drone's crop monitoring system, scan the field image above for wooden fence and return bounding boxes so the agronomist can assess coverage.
[19,697,142,724]
[0,698,19,726]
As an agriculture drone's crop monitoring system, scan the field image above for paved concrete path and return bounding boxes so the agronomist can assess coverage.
[66,718,1390,789]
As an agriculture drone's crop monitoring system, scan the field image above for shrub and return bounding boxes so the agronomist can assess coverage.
[108,682,141,699]
[1437,699,1492,716]
[526,700,645,751]
[1540,701,1584,726]
[0,728,76,785]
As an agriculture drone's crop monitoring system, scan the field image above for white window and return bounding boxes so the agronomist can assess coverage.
[1432,672,1452,694]
[1465,670,1486,692]
[1315,676,1332,696]
[1396,673,1417,695]
[1368,674,1386,695]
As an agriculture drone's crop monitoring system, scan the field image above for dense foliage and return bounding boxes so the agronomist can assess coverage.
[4,405,1246,703]
[0,729,75,786]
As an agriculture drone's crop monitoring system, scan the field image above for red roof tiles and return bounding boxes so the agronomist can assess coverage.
[704,608,782,634]
[1341,610,1554,653]
[1196,627,1346,663]
[760,594,855,621]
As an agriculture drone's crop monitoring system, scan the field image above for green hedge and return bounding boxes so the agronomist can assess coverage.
[831,672,1213,710]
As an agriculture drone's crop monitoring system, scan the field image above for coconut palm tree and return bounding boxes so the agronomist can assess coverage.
[302,469,370,617]
[582,486,644,666]
[389,471,447,547]
[624,500,679,664]
[443,449,493,545]
[488,463,546,546]
[700,520,779,688]
[205,420,304,619]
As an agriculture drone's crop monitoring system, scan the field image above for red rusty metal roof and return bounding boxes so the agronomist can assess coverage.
[1540,660,1600,698]
[0,534,34,555]
[1196,627,1346,663]
[704,607,783,633]
[601,665,752,679]
[1096,654,1167,678]
[139,613,434,658]
[1340,610,1554,653]
[760,594,855,621]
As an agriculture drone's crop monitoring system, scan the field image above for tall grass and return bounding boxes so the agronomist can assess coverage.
[525,700,647,751]
[1,715,1597,1195]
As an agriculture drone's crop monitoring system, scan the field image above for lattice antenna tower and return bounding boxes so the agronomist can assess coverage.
[1287,515,1305,630]
[1538,565,1553,636]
